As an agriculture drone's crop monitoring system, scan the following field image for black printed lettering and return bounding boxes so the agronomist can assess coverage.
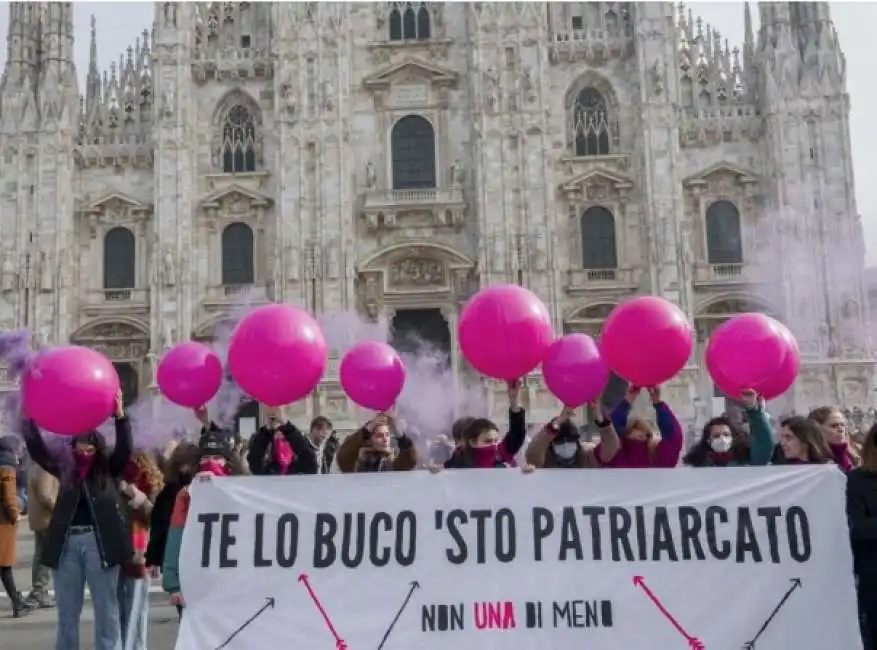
[786,506,811,562]
[677,506,705,560]
[312,513,337,569]
[580,507,605,561]
[608,507,634,562]
[705,506,731,559]
[197,513,220,568]
[559,506,583,562]
[218,513,239,569]
[253,513,272,568]
[276,513,299,568]
[312,511,416,569]
[445,509,468,565]
[735,507,762,563]
[532,507,553,562]
[651,507,678,561]
[756,507,783,563]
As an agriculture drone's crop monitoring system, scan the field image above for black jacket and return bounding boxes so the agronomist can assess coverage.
[847,467,877,578]
[247,423,319,475]
[23,417,134,570]
[145,481,183,568]
[444,408,527,469]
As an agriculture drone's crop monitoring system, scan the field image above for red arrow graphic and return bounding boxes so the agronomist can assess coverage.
[298,573,347,649]
[633,576,704,650]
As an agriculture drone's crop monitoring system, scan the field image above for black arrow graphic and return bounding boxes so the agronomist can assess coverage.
[376,581,421,649]
[214,597,276,650]
[742,578,802,650]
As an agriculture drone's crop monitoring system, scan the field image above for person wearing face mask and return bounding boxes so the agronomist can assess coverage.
[163,433,242,616]
[525,404,620,469]
[682,389,774,467]
[21,390,133,650]
[336,411,418,473]
[601,384,683,468]
[246,406,319,476]
[443,380,528,469]
[435,418,535,472]
[145,441,200,621]
[809,406,859,471]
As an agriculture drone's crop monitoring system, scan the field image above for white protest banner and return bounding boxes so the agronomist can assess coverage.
[175,466,862,650]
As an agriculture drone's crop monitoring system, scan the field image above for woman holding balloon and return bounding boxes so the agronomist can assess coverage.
[246,407,319,476]
[525,405,619,469]
[602,384,684,468]
[682,389,774,468]
[335,411,418,473]
[21,389,133,650]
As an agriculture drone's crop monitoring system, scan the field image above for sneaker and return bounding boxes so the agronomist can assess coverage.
[24,592,55,609]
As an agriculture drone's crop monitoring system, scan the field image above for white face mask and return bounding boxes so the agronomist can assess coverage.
[553,442,578,460]
[710,435,733,453]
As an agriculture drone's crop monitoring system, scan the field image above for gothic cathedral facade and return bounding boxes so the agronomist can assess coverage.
[0,2,872,432]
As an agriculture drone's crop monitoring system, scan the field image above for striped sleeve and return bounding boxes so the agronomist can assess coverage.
[161,490,190,595]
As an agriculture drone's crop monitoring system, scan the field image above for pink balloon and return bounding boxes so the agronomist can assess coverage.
[705,313,789,394]
[458,284,553,381]
[22,346,120,436]
[339,341,406,411]
[542,334,609,407]
[601,296,694,386]
[157,342,223,408]
[754,323,800,400]
[228,304,327,407]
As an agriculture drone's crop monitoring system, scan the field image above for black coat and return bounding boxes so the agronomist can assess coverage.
[247,423,319,475]
[23,417,134,570]
[847,467,877,578]
[145,481,183,568]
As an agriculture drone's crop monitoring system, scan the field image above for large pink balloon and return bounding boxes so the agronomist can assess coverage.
[601,296,694,386]
[542,334,609,407]
[157,342,223,408]
[754,322,800,400]
[339,341,406,411]
[705,313,789,395]
[22,346,120,436]
[227,304,327,407]
[458,284,553,381]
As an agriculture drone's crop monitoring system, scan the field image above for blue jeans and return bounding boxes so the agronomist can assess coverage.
[53,531,122,650]
[117,574,149,650]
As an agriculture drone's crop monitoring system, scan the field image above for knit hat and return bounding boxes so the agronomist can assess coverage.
[199,430,231,460]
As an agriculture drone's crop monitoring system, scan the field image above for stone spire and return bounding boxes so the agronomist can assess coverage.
[85,14,102,116]
[0,3,41,131]
[38,1,79,126]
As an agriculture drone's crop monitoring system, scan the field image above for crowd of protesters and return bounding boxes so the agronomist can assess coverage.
[0,382,875,650]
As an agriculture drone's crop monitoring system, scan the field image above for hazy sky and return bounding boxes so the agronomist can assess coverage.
[0,2,874,264]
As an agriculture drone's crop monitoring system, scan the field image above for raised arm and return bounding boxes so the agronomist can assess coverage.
[21,419,60,477]
[245,427,273,475]
[283,424,319,475]
[610,385,636,435]
[500,380,527,457]
[592,403,621,465]
[525,426,553,468]
[741,390,774,467]
[650,388,682,468]
[108,393,133,477]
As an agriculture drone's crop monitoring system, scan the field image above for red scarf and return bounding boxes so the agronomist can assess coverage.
[273,436,294,474]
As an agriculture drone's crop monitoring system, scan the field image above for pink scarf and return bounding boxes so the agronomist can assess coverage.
[273,436,294,474]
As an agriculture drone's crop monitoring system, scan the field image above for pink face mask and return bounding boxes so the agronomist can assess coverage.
[74,451,94,479]
[199,459,228,477]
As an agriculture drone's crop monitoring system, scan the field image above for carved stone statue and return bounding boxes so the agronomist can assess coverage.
[163,2,177,27]
[39,250,53,291]
[650,59,665,96]
[483,68,499,113]
[162,248,176,286]
[37,324,51,348]
[531,228,548,272]
[1,254,16,292]
[365,160,377,189]
[145,351,159,387]
[160,82,175,118]
[450,159,466,186]
[322,80,335,112]
[521,67,535,101]
[280,82,297,116]
[286,243,300,281]
[161,323,175,353]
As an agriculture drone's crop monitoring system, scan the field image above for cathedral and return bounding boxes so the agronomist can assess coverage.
[0,2,872,433]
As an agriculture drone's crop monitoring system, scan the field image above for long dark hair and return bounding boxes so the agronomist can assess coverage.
[682,416,749,467]
[73,431,113,488]
[779,416,832,463]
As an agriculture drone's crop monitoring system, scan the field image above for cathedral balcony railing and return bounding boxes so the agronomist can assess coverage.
[202,282,271,310]
[565,267,639,296]
[693,263,747,287]
[191,47,272,82]
[361,186,466,231]
[549,26,634,64]
[82,288,150,317]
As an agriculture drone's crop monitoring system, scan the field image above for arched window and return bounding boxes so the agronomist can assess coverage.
[705,200,743,264]
[388,3,431,41]
[391,115,436,189]
[221,222,255,285]
[580,206,618,269]
[113,362,139,407]
[103,227,136,289]
[222,105,257,173]
[573,87,611,156]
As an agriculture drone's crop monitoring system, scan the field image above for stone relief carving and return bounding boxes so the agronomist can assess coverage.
[390,258,444,287]
[531,228,548,272]
[162,247,177,286]
[365,160,377,189]
[363,274,381,319]
[74,322,150,360]
[1,249,17,292]
[649,59,665,97]
[39,250,53,291]
[450,159,466,186]
[483,68,499,114]
[280,82,298,117]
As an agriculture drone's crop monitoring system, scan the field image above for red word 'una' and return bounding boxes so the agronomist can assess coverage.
[473,601,517,630]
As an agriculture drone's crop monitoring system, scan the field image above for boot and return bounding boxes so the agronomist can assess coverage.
[12,592,34,618]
